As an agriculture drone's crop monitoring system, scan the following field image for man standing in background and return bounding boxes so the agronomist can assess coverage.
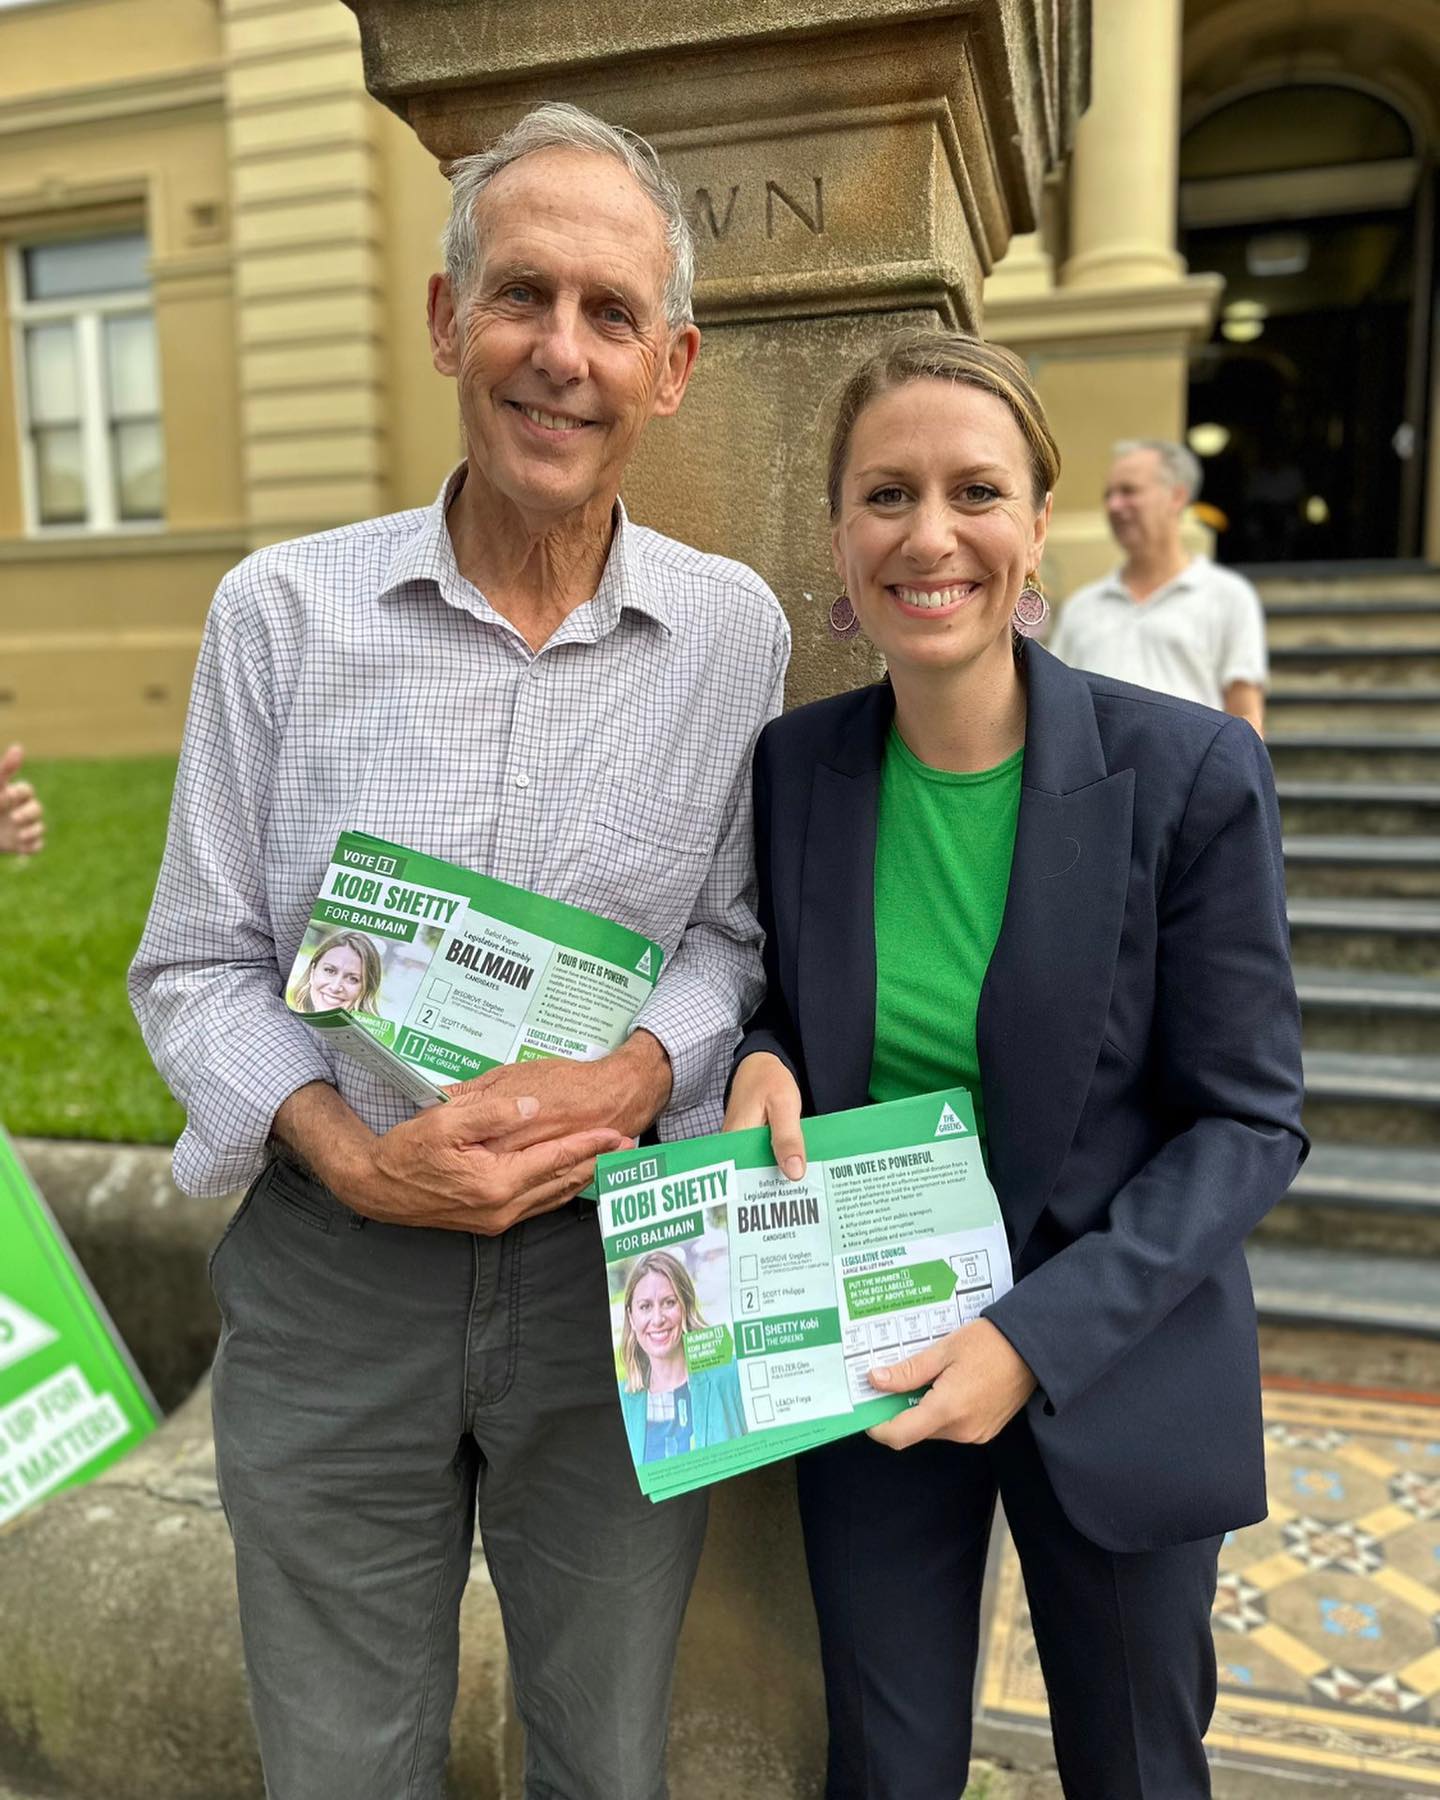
[1049,439,1268,735]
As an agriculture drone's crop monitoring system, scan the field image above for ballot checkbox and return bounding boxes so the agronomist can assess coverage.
[740,1286,760,1315]
[950,1248,991,1289]
[427,978,452,1001]
[739,1254,759,1282]
[746,1361,770,1391]
[751,1395,775,1424]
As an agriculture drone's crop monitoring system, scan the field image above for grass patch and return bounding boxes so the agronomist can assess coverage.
[4,755,185,1144]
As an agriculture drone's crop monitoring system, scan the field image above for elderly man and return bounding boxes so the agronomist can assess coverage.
[1050,439,1268,735]
[131,104,788,1800]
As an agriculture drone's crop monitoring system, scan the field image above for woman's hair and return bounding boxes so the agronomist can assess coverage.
[291,930,383,1016]
[619,1250,706,1393]
[826,328,1061,517]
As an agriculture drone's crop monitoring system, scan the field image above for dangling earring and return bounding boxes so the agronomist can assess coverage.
[828,592,861,641]
[1012,575,1049,638]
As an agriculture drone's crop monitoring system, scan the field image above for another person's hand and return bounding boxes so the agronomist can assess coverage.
[275,1083,630,1235]
[0,744,44,855]
[865,1318,1037,1449]
[452,1029,673,1149]
[723,1051,806,1181]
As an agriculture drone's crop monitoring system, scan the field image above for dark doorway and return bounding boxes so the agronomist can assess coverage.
[1180,84,1433,563]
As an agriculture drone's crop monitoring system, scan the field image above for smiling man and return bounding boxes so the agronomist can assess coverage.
[131,104,789,1800]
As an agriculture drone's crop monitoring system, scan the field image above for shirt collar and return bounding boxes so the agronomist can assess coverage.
[1099,555,1207,604]
[376,464,673,638]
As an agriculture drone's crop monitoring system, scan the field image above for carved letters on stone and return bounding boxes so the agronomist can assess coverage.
[689,177,827,243]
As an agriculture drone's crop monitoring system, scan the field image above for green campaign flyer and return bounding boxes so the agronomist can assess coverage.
[0,1130,159,1527]
[285,831,664,1104]
[595,1089,1014,1503]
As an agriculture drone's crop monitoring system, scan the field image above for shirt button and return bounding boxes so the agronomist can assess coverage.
[513,772,530,789]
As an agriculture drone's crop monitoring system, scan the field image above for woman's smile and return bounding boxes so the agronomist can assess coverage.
[887,577,989,617]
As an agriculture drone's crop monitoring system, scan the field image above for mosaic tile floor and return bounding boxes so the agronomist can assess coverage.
[977,1387,1440,1791]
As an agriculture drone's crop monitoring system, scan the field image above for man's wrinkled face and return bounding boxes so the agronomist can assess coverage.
[1104,449,1187,551]
[429,147,698,525]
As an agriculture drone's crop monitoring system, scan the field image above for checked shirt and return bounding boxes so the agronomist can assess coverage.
[130,467,790,1197]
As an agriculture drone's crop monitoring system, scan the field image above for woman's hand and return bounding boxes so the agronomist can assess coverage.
[865,1319,1037,1449]
[723,1052,806,1181]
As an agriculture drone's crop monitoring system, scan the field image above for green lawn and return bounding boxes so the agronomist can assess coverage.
[4,755,185,1144]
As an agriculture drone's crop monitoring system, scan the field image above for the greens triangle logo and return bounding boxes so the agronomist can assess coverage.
[636,947,654,976]
[934,1103,967,1138]
[0,1293,59,1374]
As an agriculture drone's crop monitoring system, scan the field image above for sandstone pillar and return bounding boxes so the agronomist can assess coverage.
[1061,0,1186,291]
[985,0,1220,596]
[341,0,1086,707]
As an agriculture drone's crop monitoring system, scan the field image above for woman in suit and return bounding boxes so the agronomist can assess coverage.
[724,331,1307,1799]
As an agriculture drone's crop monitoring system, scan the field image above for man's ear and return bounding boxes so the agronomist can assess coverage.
[428,274,461,377]
[651,324,702,419]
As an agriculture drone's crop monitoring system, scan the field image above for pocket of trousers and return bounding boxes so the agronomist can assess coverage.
[265,1160,341,1235]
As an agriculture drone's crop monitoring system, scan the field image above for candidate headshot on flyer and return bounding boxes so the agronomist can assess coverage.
[615,1247,747,1464]
[287,928,384,1017]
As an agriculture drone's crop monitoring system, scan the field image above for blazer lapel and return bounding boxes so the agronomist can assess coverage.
[979,646,1135,1263]
[796,684,893,1113]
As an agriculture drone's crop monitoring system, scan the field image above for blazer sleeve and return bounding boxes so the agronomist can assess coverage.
[729,725,807,1098]
[984,717,1308,1414]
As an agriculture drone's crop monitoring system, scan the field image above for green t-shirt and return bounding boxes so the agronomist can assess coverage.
[869,727,1023,1148]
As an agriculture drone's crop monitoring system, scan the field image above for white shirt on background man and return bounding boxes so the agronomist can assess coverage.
[1049,555,1269,712]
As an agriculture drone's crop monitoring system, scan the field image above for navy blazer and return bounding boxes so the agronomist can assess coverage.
[738,642,1308,1553]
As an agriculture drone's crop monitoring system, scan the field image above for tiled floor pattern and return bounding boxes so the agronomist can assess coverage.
[977,1388,1440,1790]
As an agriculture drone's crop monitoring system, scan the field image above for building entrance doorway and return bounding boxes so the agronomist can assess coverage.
[1180,83,1434,564]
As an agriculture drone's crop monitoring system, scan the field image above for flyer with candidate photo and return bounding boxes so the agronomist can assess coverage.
[285,831,664,1105]
[595,1089,1013,1503]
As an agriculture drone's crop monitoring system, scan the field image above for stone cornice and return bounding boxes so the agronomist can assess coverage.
[0,65,223,137]
[985,271,1224,351]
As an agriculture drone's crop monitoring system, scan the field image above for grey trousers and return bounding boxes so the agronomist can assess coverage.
[210,1158,707,1800]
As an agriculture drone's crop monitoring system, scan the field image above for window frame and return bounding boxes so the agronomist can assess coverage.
[7,235,165,536]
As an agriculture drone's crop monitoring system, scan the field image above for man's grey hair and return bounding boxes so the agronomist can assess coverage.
[441,102,695,330]
[1114,438,1203,502]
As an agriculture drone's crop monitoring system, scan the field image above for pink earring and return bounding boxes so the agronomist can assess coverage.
[1012,580,1049,637]
[828,592,861,641]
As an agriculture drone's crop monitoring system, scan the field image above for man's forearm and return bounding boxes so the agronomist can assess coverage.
[271,1081,380,1203]
[614,1028,674,1133]
[1223,680,1265,737]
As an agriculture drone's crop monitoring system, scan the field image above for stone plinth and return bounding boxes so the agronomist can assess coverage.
[341,0,1087,705]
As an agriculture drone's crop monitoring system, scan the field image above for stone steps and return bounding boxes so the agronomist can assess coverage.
[1295,965,1440,1054]
[1287,895,1440,973]
[1269,644,1440,688]
[1276,779,1440,836]
[1263,601,1440,649]
[1266,690,1440,732]
[1267,732,1440,782]
[1300,1048,1440,1148]
[1255,571,1440,1339]
[1257,1143,1440,1258]
[1283,835,1440,899]
[1246,1242,1440,1336]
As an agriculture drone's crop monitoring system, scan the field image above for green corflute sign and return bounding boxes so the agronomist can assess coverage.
[0,1129,158,1527]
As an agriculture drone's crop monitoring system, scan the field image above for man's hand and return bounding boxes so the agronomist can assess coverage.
[453,1029,673,1151]
[722,1052,806,1180]
[273,1081,630,1236]
[0,744,44,856]
[865,1319,1038,1450]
